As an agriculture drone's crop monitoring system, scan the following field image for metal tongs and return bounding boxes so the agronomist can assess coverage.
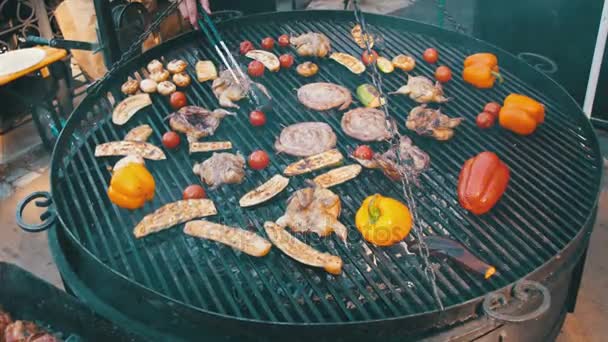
[195,3,272,111]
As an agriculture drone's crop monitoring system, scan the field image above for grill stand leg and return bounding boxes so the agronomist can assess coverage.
[566,247,588,313]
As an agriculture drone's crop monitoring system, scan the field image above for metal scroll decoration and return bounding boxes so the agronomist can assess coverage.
[349,0,445,311]
[483,280,551,322]
[0,0,40,53]
[517,52,559,75]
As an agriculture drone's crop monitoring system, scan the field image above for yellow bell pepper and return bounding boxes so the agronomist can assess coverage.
[107,163,155,210]
[355,194,412,246]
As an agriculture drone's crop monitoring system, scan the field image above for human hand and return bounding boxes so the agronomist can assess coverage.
[178,0,211,27]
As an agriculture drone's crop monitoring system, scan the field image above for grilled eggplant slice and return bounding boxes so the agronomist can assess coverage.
[239,174,290,207]
[185,220,271,257]
[313,164,362,188]
[134,199,217,238]
[95,141,166,160]
[112,93,151,125]
[124,124,153,142]
[189,141,232,153]
[264,221,343,275]
[329,52,366,74]
[284,149,343,176]
[246,50,280,72]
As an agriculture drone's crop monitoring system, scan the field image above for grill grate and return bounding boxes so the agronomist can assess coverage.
[51,12,601,325]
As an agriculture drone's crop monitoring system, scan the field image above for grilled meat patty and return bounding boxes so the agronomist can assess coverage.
[274,122,337,157]
[341,107,392,141]
[297,82,352,111]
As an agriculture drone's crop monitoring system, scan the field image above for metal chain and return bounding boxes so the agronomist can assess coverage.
[87,0,183,95]
[351,0,444,311]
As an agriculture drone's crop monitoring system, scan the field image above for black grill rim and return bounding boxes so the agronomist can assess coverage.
[49,10,604,328]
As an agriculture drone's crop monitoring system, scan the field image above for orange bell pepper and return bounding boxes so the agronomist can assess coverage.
[462,53,503,88]
[498,94,545,135]
[107,163,155,210]
[458,152,509,215]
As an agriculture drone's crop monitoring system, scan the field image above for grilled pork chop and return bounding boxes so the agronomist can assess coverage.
[274,122,337,157]
[341,107,392,141]
[406,105,463,141]
[353,136,430,184]
[297,82,352,111]
[212,70,270,109]
[391,76,448,103]
[276,185,347,241]
[168,106,235,143]
[193,152,245,188]
[290,32,331,57]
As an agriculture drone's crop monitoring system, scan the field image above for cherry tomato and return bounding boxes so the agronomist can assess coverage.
[240,40,254,55]
[434,65,452,83]
[423,48,439,64]
[249,110,267,127]
[476,112,496,129]
[261,37,275,50]
[354,145,374,160]
[279,53,294,69]
[483,102,502,117]
[162,131,180,149]
[248,60,265,77]
[361,50,379,66]
[248,150,270,170]
[278,34,290,47]
[183,184,206,200]
[169,91,187,110]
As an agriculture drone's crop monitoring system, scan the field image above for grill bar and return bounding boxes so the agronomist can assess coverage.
[50,12,601,325]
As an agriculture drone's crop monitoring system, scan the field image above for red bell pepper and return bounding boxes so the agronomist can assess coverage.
[458,152,510,215]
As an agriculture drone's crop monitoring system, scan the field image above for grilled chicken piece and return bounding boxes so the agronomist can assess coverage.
[264,221,343,275]
[391,76,448,103]
[4,320,39,342]
[193,152,245,188]
[0,310,12,340]
[406,105,463,141]
[341,107,392,142]
[168,106,235,143]
[211,70,270,109]
[290,32,331,58]
[133,199,217,238]
[276,185,348,241]
[274,122,337,157]
[297,82,352,111]
[353,136,430,184]
[26,333,59,342]
[185,220,272,257]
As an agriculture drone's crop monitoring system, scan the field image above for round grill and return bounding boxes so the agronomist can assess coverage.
[49,11,602,329]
